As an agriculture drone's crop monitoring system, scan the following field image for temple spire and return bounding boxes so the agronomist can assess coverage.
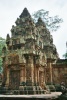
[19,8,31,18]
[36,17,46,27]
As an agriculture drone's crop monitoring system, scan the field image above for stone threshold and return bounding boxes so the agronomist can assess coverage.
[0,92,62,99]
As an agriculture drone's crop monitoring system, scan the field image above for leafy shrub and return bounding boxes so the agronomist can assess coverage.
[47,85,56,92]
[54,84,61,92]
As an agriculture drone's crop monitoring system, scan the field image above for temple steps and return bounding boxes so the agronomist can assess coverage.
[4,86,47,95]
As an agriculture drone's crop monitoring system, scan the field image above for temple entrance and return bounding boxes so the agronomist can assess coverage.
[9,70,20,89]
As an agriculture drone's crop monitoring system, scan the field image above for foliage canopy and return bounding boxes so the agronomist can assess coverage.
[0,9,63,72]
[32,9,63,32]
[0,37,5,73]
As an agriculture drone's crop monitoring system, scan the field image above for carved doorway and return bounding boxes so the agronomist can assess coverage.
[9,70,20,89]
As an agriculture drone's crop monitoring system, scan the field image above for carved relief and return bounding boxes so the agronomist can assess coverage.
[8,54,19,64]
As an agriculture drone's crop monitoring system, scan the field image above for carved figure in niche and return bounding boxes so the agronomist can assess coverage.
[39,52,42,61]
[14,55,19,63]
[9,54,19,64]
[19,54,26,63]
[42,54,46,63]
[28,56,32,63]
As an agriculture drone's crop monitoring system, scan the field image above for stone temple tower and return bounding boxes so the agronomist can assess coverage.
[2,8,50,94]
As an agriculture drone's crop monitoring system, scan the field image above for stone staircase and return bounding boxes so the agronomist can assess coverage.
[19,86,47,95]
[4,86,47,95]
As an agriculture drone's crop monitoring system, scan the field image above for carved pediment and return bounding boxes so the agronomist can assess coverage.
[8,54,19,64]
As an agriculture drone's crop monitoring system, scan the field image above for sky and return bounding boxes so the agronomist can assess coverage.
[0,0,67,58]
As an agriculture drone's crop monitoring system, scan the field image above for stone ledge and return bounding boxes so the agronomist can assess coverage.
[0,92,62,99]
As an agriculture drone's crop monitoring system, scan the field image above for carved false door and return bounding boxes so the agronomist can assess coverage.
[9,70,20,89]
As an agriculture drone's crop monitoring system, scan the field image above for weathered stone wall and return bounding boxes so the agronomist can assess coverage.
[52,64,67,84]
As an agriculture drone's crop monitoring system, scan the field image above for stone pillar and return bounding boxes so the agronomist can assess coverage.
[26,55,34,85]
[5,68,9,87]
[47,59,53,84]
[33,57,39,85]
[41,72,44,88]
[37,67,39,83]
[35,67,37,83]
[30,63,34,83]
[20,66,26,84]
[20,68,23,84]
[35,66,39,84]
[44,66,47,84]
[50,63,53,84]
[34,66,39,83]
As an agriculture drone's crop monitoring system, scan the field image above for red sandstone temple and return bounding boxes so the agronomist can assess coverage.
[1,8,67,94]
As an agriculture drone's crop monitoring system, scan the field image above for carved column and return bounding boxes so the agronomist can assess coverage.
[26,55,34,85]
[35,67,37,83]
[20,66,26,84]
[6,68,9,86]
[37,67,39,83]
[20,68,23,83]
[47,59,53,84]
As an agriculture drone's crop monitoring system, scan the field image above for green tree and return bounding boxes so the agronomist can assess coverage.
[32,9,63,32]
[0,37,6,73]
[63,53,67,59]
[63,42,67,59]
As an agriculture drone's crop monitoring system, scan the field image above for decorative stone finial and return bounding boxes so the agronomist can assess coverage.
[19,8,31,18]
[36,17,46,27]
[6,34,10,40]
